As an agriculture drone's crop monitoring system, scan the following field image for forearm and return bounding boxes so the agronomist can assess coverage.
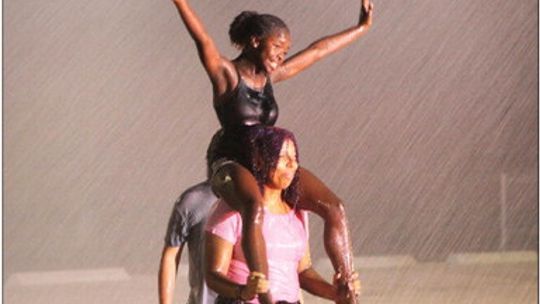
[206,271,244,299]
[299,267,336,300]
[274,3,372,82]
[158,255,178,304]
[308,24,370,60]
[172,0,213,47]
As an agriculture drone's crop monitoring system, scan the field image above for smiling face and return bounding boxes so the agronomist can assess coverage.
[267,139,298,190]
[255,30,291,73]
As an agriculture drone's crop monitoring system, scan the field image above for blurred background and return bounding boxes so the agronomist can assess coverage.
[4,0,537,296]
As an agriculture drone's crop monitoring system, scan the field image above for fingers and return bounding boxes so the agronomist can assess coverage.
[359,0,374,27]
[248,271,269,294]
[241,272,268,300]
[362,0,374,13]
[364,1,374,14]
[334,271,362,297]
[333,271,342,284]
[249,271,266,279]
[256,278,269,293]
[350,272,361,296]
[362,0,372,11]
[354,279,361,296]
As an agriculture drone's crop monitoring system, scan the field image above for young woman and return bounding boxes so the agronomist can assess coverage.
[205,126,359,304]
[170,1,373,303]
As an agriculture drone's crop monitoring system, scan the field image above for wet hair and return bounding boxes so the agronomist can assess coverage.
[209,126,300,207]
[229,11,289,49]
[245,126,300,207]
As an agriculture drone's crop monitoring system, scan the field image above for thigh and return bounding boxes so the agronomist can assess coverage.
[212,161,263,212]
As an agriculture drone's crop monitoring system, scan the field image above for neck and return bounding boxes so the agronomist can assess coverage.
[262,186,290,214]
[236,53,265,76]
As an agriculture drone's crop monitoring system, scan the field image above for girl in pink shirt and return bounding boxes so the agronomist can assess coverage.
[205,126,358,304]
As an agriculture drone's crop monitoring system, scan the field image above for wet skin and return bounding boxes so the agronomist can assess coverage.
[267,139,298,191]
[170,1,374,303]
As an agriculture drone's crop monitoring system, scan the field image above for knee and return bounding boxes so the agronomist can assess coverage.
[210,169,227,197]
[210,162,236,197]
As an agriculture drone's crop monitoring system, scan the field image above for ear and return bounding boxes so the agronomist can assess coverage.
[250,36,261,49]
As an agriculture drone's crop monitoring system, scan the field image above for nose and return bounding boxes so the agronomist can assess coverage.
[286,157,298,169]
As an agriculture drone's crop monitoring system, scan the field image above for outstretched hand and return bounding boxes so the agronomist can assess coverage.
[358,0,374,27]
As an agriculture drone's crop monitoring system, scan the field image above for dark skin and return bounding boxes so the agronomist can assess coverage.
[205,139,360,302]
[171,1,373,303]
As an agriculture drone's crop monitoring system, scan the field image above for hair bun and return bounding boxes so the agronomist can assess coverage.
[228,11,289,50]
[229,11,259,47]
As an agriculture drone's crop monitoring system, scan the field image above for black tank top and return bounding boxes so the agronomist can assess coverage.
[214,76,279,129]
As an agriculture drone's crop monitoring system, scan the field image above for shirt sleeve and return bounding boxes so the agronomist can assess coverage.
[164,200,191,247]
[205,200,240,244]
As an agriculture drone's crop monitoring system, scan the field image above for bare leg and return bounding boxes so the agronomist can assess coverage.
[212,162,274,304]
[297,167,357,304]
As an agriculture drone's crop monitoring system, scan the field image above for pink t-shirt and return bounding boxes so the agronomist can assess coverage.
[206,200,308,303]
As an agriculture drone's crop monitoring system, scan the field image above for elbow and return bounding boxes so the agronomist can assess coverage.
[319,199,346,221]
[204,263,221,293]
[205,271,219,292]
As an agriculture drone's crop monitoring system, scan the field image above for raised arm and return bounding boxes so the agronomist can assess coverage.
[171,0,229,90]
[271,0,374,83]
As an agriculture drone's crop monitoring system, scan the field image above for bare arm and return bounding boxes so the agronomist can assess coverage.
[271,0,374,83]
[171,0,231,93]
[205,233,268,300]
[158,245,183,304]
[299,268,338,300]
[298,245,337,300]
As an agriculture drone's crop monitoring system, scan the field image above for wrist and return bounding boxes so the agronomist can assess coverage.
[236,285,249,301]
[326,283,338,301]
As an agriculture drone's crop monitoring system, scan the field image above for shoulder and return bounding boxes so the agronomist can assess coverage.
[205,200,242,243]
[208,200,240,222]
[206,200,241,228]
[173,181,217,212]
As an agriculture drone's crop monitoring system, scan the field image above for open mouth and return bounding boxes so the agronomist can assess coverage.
[266,60,278,72]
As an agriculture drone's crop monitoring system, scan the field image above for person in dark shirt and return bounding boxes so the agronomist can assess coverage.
[159,181,218,304]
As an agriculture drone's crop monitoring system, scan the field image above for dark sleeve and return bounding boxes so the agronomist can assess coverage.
[164,197,191,247]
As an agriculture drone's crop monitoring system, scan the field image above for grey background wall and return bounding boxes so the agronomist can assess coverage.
[4,0,537,276]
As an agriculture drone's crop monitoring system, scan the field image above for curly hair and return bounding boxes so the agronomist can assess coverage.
[245,126,300,207]
[210,125,300,207]
[228,11,289,49]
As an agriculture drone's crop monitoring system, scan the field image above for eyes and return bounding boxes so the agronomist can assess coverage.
[278,154,297,166]
[273,43,289,54]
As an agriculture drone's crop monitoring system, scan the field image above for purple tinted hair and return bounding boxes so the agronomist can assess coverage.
[245,126,300,207]
[207,126,300,207]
